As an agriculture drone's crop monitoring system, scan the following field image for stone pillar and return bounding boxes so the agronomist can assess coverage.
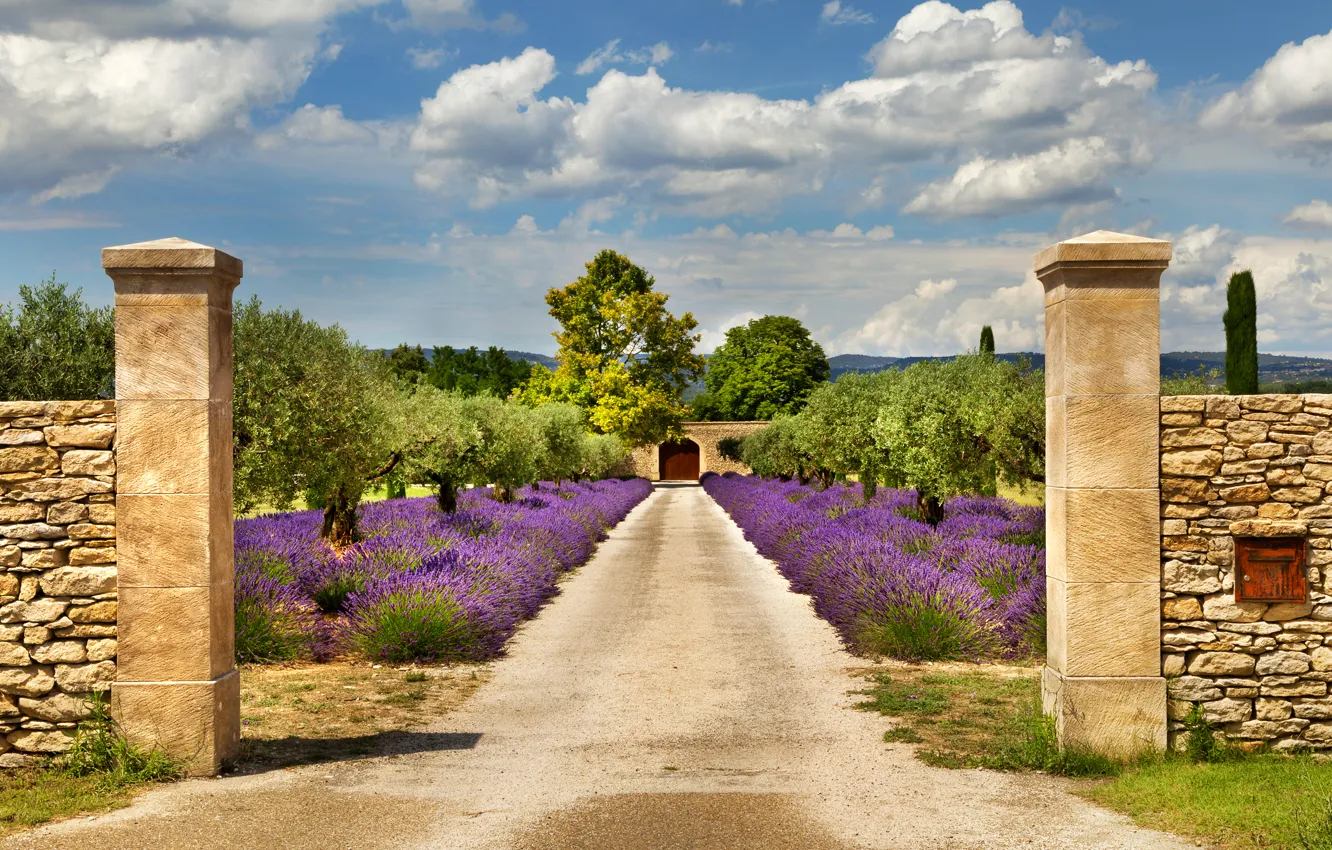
[103,238,241,775]
[1037,230,1170,758]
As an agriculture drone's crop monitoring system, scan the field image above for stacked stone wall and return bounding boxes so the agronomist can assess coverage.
[1161,394,1332,752]
[0,401,116,764]
[618,421,767,480]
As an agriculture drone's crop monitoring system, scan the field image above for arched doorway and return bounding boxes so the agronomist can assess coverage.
[659,440,700,481]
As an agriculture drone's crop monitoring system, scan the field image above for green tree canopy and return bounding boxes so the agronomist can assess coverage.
[869,355,1043,524]
[691,315,829,422]
[516,249,703,446]
[385,343,431,384]
[979,325,995,356]
[0,274,114,401]
[1224,270,1258,394]
[233,297,402,544]
[428,346,532,397]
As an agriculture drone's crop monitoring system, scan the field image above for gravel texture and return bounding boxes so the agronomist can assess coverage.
[6,483,1191,849]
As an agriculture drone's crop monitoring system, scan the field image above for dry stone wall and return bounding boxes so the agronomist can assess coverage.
[0,401,116,764]
[619,421,767,480]
[1161,394,1332,752]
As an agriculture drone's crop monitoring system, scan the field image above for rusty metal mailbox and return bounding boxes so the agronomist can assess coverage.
[1235,537,1308,603]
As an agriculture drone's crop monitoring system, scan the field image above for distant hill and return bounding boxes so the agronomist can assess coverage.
[383,346,558,370]
[826,351,1332,386]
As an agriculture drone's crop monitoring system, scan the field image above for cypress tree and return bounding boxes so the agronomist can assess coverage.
[979,325,995,356]
[1223,270,1258,394]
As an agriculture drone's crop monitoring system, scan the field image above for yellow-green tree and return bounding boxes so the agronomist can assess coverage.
[516,250,703,446]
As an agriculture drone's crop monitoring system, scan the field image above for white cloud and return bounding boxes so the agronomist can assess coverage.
[29,167,120,205]
[903,137,1151,219]
[256,104,381,149]
[407,2,1159,220]
[1285,200,1332,230]
[914,278,957,300]
[399,0,520,32]
[1201,29,1332,156]
[821,1,874,26]
[697,40,733,54]
[698,311,764,352]
[576,39,673,75]
[407,45,452,69]
[0,0,372,198]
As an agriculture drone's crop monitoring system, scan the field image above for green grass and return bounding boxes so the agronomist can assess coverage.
[240,485,436,518]
[1085,757,1332,850]
[854,667,1116,776]
[856,665,1332,849]
[0,696,181,838]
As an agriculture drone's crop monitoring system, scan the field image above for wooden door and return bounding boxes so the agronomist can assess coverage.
[659,441,700,481]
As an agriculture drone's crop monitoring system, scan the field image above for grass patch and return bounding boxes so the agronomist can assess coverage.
[0,696,181,838]
[853,664,1116,777]
[1083,756,1332,850]
[855,663,1332,849]
[237,660,489,770]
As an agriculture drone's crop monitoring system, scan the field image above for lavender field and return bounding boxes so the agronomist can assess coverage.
[234,478,652,664]
[702,472,1046,661]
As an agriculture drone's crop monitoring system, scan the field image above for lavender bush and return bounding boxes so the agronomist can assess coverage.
[234,478,651,663]
[702,472,1044,661]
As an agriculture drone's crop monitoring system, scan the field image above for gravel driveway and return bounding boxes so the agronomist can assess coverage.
[7,483,1190,849]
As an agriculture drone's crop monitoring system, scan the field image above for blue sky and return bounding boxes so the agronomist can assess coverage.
[3,1,1332,357]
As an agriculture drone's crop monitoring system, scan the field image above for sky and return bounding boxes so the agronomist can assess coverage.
[3,1,1332,358]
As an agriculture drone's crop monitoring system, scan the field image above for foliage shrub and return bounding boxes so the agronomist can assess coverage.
[704,474,1044,661]
[61,696,182,788]
[235,478,651,664]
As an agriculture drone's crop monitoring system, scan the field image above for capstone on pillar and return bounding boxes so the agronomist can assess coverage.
[1037,230,1170,758]
[103,237,241,775]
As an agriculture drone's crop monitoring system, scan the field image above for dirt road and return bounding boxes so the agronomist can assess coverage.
[8,484,1189,849]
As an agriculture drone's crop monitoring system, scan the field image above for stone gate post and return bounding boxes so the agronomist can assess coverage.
[1037,230,1171,757]
[103,238,241,775]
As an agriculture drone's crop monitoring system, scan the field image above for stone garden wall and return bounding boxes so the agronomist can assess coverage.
[620,421,767,480]
[0,401,117,764]
[1161,394,1332,752]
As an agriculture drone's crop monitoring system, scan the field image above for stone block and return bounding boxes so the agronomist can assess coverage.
[0,666,54,698]
[1062,394,1159,489]
[0,642,29,666]
[42,424,115,449]
[1047,487,1158,582]
[1042,667,1165,758]
[1256,698,1294,720]
[0,447,58,474]
[39,567,116,597]
[115,399,222,495]
[30,641,86,664]
[68,547,115,566]
[1256,651,1313,675]
[59,450,115,477]
[1162,477,1214,503]
[1050,578,1160,677]
[1163,597,1203,620]
[1227,420,1270,445]
[68,601,116,623]
[67,523,115,540]
[1061,298,1160,395]
[0,504,44,523]
[44,502,87,524]
[1202,697,1252,724]
[1162,450,1223,477]
[18,692,92,722]
[114,305,213,400]
[117,494,230,587]
[86,638,116,662]
[1163,559,1222,594]
[0,599,67,624]
[54,661,115,693]
[7,729,74,753]
[1203,593,1268,623]
[117,584,233,682]
[1162,428,1226,449]
[0,522,63,541]
[1188,652,1257,676]
[113,671,240,776]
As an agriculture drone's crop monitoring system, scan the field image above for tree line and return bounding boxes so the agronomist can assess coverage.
[733,344,1045,525]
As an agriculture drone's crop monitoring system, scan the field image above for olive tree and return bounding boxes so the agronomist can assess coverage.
[233,297,401,544]
[797,370,900,498]
[533,402,588,484]
[396,386,481,513]
[463,394,544,501]
[870,355,1043,525]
